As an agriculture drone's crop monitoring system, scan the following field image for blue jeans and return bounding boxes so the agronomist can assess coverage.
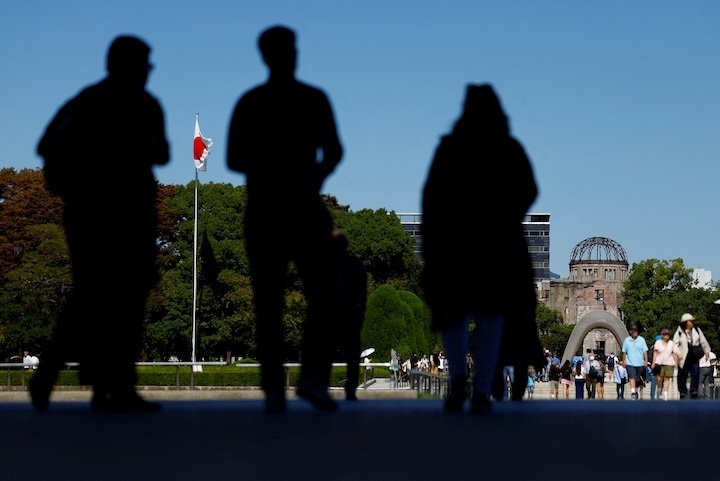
[699,367,713,398]
[502,365,515,400]
[678,360,700,397]
[442,313,505,395]
[649,372,657,399]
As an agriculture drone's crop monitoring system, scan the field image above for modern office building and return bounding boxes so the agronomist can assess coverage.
[396,212,551,283]
[396,213,423,261]
[523,213,550,282]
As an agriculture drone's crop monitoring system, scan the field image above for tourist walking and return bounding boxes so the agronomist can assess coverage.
[622,325,649,400]
[651,328,677,401]
[585,355,601,399]
[526,369,535,399]
[548,361,560,399]
[560,359,573,399]
[613,363,628,399]
[673,313,711,399]
[699,351,715,399]
[596,358,606,399]
[574,360,586,399]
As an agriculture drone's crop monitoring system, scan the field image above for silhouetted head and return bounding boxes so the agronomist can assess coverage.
[453,83,509,136]
[258,25,297,80]
[106,35,153,90]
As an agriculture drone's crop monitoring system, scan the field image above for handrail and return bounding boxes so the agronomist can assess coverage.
[0,361,400,392]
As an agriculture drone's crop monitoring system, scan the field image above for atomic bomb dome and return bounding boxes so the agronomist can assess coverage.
[569,236,629,281]
[541,236,631,358]
[570,236,628,264]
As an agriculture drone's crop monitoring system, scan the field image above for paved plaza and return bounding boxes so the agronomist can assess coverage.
[2,386,719,481]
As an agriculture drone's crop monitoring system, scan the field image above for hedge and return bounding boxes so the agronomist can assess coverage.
[0,365,382,389]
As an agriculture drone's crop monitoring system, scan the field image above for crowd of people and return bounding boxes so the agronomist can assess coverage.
[532,313,717,401]
[391,350,450,384]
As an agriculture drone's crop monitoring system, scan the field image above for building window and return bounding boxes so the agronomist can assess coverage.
[596,289,604,301]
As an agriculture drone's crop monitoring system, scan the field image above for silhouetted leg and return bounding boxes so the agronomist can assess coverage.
[470,314,504,413]
[81,255,159,413]
[441,314,470,412]
[345,319,362,400]
[248,242,289,413]
[511,361,526,401]
[29,295,81,412]
[286,207,338,411]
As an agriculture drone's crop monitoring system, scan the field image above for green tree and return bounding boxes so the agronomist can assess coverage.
[0,168,68,359]
[542,324,575,359]
[0,168,65,279]
[621,258,719,349]
[361,284,408,361]
[621,258,693,345]
[148,181,253,361]
[0,169,433,364]
[0,224,71,358]
[536,301,564,336]
[398,290,431,356]
[332,208,421,293]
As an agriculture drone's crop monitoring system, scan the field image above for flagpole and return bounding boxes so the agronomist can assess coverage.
[191,112,211,371]
[192,165,199,368]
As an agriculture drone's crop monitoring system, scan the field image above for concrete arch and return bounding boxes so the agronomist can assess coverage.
[561,311,628,364]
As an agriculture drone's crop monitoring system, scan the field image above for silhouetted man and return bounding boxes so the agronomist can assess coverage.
[227,25,343,412]
[33,35,169,412]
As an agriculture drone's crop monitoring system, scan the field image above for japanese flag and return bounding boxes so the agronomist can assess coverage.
[193,114,213,171]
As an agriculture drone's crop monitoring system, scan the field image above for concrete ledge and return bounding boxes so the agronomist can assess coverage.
[0,386,418,403]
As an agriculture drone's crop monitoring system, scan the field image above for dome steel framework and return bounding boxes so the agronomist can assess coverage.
[570,236,628,264]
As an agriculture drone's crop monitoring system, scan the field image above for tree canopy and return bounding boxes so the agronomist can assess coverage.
[7,167,718,364]
[621,258,719,349]
[0,169,423,362]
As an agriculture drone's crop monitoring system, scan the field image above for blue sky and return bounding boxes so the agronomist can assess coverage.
[3,1,720,277]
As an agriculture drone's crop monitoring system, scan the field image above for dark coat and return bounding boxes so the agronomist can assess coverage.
[421,132,537,324]
[421,118,545,398]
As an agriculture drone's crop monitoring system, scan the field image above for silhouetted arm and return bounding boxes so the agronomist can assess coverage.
[315,93,343,182]
[146,95,170,167]
[226,95,256,175]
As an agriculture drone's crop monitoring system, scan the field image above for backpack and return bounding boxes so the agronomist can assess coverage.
[607,356,615,369]
[588,364,598,380]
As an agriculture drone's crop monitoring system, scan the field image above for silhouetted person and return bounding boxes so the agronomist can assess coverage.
[32,35,169,412]
[421,84,539,414]
[227,25,343,412]
[332,228,368,401]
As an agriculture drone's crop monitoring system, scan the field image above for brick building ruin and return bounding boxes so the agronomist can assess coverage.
[539,236,630,359]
